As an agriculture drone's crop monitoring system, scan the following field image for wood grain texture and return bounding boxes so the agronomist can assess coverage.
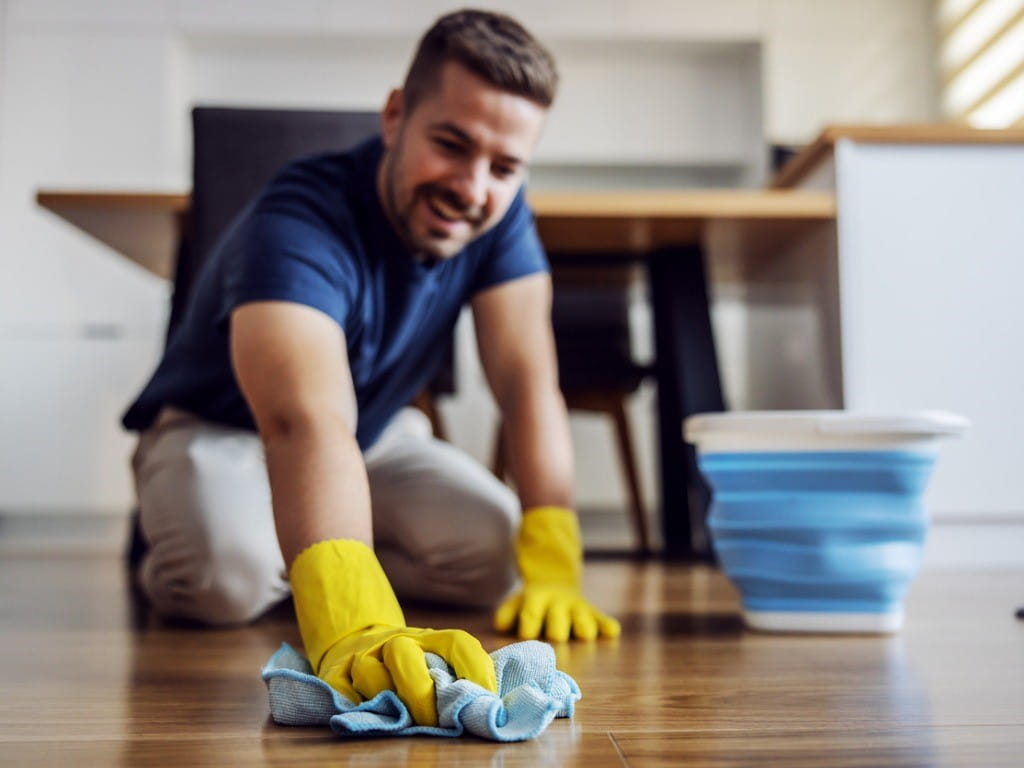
[1,550,1022,766]
[34,189,835,274]
[771,124,1024,189]
[530,190,836,219]
[35,189,834,220]
[612,726,1024,768]
[35,192,189,279]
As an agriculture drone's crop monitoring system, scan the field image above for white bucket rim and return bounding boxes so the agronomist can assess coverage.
[684,410,969,446]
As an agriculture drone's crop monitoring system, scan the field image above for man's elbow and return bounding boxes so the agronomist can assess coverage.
[494,369,563,417]
[253,398,356,445]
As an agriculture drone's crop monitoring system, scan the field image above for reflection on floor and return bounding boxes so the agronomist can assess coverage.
[1,514,1023,767]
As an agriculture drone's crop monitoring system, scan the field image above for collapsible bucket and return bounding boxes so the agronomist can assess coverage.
[684,411,967,633]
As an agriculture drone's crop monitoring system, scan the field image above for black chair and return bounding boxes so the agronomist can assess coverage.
[127,106,454,571]
[491,258,653,553]
[171,107,380,334]
[179,106,454,434]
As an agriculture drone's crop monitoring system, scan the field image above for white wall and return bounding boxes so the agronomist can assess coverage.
[0,0,6,158]
[763,0,941,145]
[0,0,940,516]
[0,6,173,512]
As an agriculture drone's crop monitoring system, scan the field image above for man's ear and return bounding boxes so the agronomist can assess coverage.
[380,88,405,148]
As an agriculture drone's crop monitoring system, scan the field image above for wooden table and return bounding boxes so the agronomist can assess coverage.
[35,189,836,278]
[771,122,1024,189]
[36,188,835,559]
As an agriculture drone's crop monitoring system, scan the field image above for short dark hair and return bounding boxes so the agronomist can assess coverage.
[402,9,558,110]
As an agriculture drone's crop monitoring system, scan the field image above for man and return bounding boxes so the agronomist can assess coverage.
[123,9,619,726]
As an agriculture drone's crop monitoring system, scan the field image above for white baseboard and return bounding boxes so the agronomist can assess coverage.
[922,515,1024,570]
[0,510,127,556]
[3,508,1021,568]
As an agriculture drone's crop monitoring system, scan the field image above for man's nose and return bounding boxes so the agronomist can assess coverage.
[451,159,489,214]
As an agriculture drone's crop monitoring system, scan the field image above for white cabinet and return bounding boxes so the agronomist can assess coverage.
[833,139,1024,516]
[1,332,164,511]
[0,25,171,512]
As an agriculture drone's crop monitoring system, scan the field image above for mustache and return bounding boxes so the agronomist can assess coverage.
[419,185,484,224]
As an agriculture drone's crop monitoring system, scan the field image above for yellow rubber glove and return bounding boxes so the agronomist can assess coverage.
[290,539,497,726]
[494,506,621,642]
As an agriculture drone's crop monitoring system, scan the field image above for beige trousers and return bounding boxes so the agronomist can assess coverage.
[131,407,520,626]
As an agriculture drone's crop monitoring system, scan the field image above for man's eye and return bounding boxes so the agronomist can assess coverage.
[434,138,463,154]
[492,164,516,179]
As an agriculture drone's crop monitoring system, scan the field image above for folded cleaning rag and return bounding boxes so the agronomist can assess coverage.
[262,640,581,741]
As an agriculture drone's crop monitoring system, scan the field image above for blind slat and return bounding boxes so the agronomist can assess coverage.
[944,5,1024,84]
[941,0,1024,127]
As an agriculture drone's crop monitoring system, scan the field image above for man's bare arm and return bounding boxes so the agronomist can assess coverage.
[230,301,370,567]
[471,273,574,508]
[478,274,621,641]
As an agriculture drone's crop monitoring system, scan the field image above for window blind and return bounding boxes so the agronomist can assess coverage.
[940,0,1024,126]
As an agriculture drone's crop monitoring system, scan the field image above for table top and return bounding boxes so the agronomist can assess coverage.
[772,123,1024,189]
[37,188,836,219]
[36,188,836,279]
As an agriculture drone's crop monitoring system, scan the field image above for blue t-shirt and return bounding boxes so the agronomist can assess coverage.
[122,137,549,449]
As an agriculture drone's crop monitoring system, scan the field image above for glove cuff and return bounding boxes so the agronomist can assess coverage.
[517,506,583,587]
[289,539,405,672]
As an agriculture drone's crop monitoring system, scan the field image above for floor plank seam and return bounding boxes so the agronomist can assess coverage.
[608,731,632,767]
[590,723,1024,736]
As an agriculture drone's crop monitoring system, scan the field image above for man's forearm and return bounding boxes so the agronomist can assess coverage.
[260,411,372,568]
[501,384,575,510]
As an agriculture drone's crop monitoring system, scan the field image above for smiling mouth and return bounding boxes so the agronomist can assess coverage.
[428,193,463,222]
[424,191,482,231]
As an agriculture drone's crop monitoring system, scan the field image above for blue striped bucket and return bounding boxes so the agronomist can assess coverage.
[684,412,967,633]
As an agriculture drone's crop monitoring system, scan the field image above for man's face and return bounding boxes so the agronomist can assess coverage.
[377,61,548,260]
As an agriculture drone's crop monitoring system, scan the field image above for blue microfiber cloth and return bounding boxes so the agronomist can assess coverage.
[262,640,581,741]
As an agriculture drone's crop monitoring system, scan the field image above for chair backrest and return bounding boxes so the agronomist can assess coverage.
[169,106,380,331]
[173,105,455,395]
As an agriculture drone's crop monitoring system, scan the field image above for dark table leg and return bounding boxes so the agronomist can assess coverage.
[648,245,725,560]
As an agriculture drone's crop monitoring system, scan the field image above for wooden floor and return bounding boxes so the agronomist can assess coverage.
[2,539,1023,766]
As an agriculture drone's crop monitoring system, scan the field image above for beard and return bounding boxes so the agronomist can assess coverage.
[380,141,485,260]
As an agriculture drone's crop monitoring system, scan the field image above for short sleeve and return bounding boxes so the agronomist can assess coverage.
[217,211,357,330]
[469,189,549,294]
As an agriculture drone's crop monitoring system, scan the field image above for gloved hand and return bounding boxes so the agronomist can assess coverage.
[494,506,621,642]
[290,539,497,726]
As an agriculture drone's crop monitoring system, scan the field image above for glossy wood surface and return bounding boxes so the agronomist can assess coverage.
[35,189,835,277]
[2,547,1022,767]
[771,123,1024,189]
[35,191,189,279]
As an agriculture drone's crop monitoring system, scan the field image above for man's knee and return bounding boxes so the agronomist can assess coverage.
[454,514,518,606]
[140,543,287,626]
[393,489,520,607]
[133,419,285,626]
[459,550,518,608]
[472,486,519,555]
